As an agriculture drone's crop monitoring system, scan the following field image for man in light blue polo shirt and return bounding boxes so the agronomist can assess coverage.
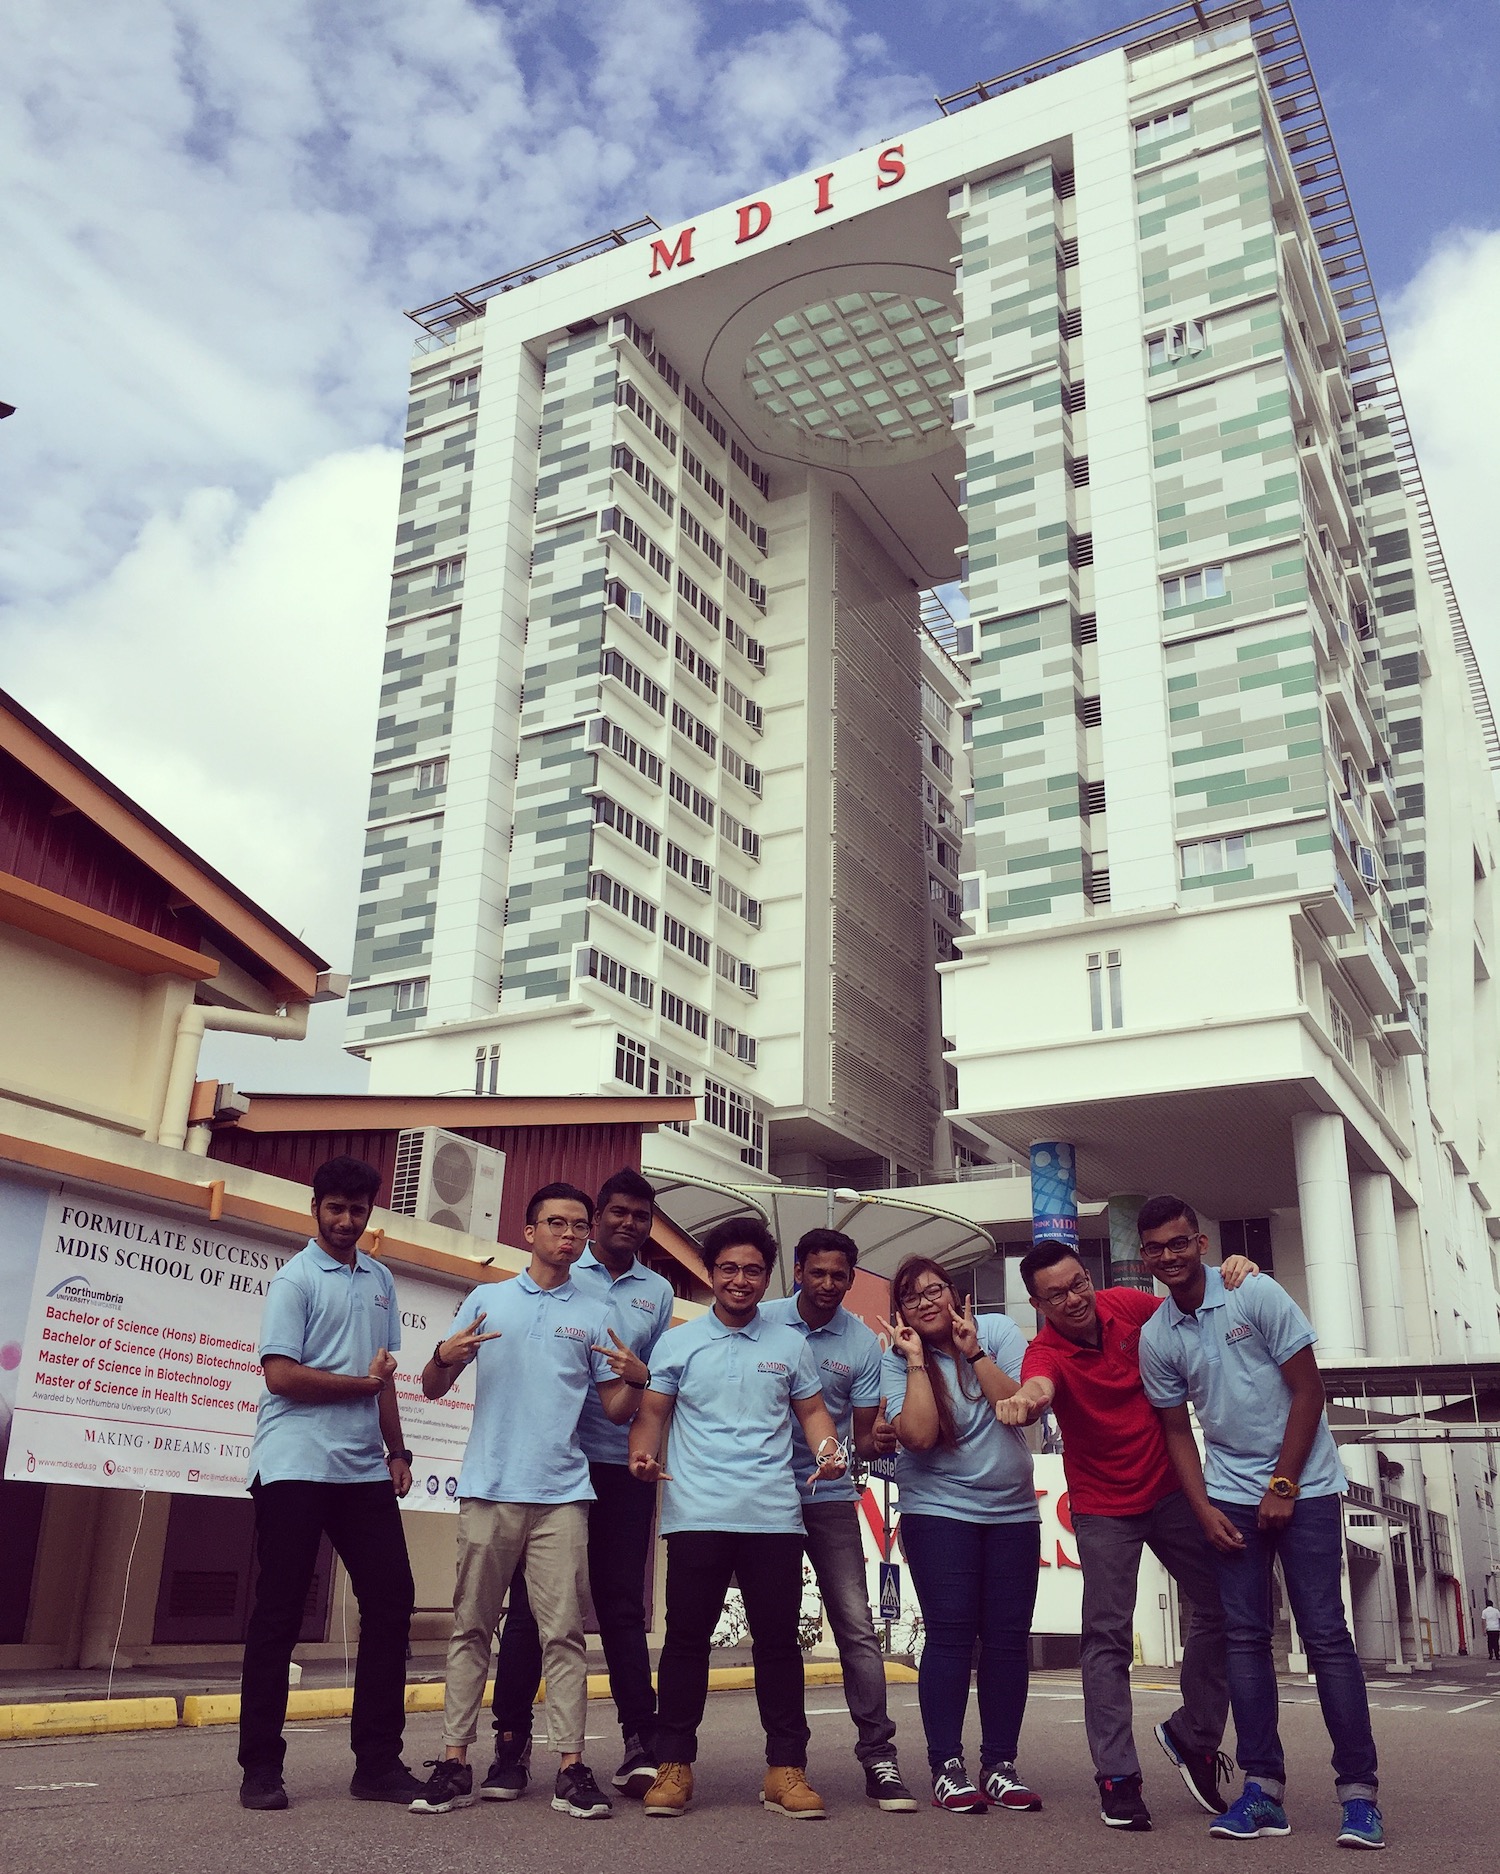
[1136,1193,1383,1851]
[629,1217,846,1820]
[410,1182,640,1824]
[238,1156,419,1812]
[760,1228,916,1812]
[487,1168,676,1801]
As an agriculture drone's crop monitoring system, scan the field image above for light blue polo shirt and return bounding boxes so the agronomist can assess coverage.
[1138,1269,1347,1505]
[761,1296,883,1503]
[649,1308,823,1535]
[571,1248,676,1465]
[881,1314,1038,1525]
[248,1242,400,1487]
[450,1272,614,1504]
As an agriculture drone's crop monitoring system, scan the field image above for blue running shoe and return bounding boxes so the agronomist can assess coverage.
[1336,1800,1385,1850]
[1209,1781,1291,1840]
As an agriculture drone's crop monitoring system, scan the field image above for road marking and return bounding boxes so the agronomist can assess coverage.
[15,1782,98,1791]
[1447,1699,1491,1714]
[806,1707,850,1716]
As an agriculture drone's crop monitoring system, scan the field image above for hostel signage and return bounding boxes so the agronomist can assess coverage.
[3,1182,477,1510]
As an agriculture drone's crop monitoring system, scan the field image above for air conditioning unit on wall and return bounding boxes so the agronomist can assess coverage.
[390,1128,505,1237]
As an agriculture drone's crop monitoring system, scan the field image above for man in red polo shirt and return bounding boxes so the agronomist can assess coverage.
[997,1239,1254,1832]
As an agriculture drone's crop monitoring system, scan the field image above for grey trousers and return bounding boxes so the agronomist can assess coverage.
[802,1498,897,1766]
[441,1499,589,1755]
[1072,1489,1228,1782]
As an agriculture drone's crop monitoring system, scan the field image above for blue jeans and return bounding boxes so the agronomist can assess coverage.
[1211,1493,1377,1801]
[899,1514,1040,1773]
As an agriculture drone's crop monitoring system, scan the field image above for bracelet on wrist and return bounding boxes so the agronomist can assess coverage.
[967,1351,988,1367]
[385,1448,413,1466]
[624,1376,647,1391]
[431,1340,452,1371]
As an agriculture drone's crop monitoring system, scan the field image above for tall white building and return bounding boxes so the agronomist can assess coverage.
[346,1,1500,1639]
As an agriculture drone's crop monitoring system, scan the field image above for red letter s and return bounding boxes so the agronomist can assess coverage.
[876,144,906,189]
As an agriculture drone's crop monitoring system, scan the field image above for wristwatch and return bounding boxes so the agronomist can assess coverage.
[1267,1475,1300,1499]
[386,1448,413,1465]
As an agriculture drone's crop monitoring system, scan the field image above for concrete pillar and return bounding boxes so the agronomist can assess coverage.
[1352,1172,1408,1358]
[77,1489,165,1669]
[1291,1112,1365,1358]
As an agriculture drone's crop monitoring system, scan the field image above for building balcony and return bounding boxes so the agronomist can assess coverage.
[1336,919,1402,1017]
[1306,869,1357,939]
[1381,997,1424,1057]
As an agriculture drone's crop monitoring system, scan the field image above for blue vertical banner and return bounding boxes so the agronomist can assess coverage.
[1029,1141,1078,1248]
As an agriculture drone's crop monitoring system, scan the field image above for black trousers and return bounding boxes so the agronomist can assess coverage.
[491,1459,658,1745]
[239,1478,414,1778]
[653,1530,809,1767]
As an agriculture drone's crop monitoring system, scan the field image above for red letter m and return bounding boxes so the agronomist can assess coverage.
[649,227,696,278]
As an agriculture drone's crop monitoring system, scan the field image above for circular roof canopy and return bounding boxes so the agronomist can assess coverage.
[742,289,960,453]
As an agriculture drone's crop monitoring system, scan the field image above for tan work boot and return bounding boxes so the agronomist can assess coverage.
[761,1765,827,1819]
[643,1762,694,1817]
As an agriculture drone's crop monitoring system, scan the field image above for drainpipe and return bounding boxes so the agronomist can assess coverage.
[157,1001,310,1151]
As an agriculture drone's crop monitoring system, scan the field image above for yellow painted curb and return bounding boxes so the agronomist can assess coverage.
[0,1697,179,1740]
[4,1660,918,1740]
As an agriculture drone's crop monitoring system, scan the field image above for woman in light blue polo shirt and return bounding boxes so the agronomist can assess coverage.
[882,1254,1040,1816]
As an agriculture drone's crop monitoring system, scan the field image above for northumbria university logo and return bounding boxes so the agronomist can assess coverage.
[47,1275,125,1310]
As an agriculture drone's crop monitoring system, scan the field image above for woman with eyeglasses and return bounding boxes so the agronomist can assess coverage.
[880,1255,1040,1816]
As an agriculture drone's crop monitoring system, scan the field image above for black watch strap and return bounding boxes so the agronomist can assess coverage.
[386,1448,413,1465]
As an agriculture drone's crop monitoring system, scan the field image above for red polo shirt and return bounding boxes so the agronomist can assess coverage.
[1021,1287,1173,1516]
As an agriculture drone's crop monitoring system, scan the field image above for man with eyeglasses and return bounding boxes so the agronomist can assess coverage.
[628,1217,847,1820]
[1134,1194,1383,1851]
[410,1183,644,1823]
[997,1235,1258,1831]
[485,1168,675,1802]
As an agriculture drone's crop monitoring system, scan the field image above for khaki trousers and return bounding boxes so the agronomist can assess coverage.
[441,1498,589,1754]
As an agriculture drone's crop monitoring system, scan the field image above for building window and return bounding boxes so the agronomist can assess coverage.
[615,1033,649,1091]
[393,977,428,1013]
[1087,950,1123,1032]
[1329,997,1356,1065]
[1181,833,1248,879]
[1162,565,1226,611]
[921,679,952,730]
[1293,940,1305,1003]
[449,370,479,402]
[664,913,711,966]
[1134,105,1189,149]
[1372,1059,1388,1111]
[1146,320,1207,369]
[473,1042,500,1095]
[665,841,712,894]
[718,878,762,928]
[661,989,710,1040]
[433,557,465,589]
[416,756,449,791]
[579,947,654,1009]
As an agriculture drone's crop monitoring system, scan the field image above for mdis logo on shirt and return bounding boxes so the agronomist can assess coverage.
[630,1297,659,1314]
[1224,1323,1253,1345]
[822,1359,853,1378]
[554,1324,590,1343]
[757,1360,790,1375]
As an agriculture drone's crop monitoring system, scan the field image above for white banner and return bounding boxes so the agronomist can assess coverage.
[3,1180,477,1510]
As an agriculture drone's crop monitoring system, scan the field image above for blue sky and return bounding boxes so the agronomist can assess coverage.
[1,0,1495,1089]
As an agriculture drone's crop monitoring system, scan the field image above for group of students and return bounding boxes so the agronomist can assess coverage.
[235,1157,1386,1849]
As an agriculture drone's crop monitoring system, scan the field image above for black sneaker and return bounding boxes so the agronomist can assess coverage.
[481,1738,532,1801]
[239,1772,288,1811]
[865,1759,919,1812]
[409,1758,477,1814]
[553,1761,613,1819]
[1099,1774,1152,1831]
[612,1734,658,1798]
[1154,1719,1231,1815]
[350,1763,425,1803]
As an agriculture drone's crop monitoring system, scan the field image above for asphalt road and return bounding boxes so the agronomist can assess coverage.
[2,1666,1496,1873]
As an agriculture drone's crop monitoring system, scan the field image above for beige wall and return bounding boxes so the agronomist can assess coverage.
[0,925,191,1138]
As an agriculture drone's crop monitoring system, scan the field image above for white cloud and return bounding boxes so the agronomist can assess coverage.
[5,446,399,959]
[1386,226,1500,699]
